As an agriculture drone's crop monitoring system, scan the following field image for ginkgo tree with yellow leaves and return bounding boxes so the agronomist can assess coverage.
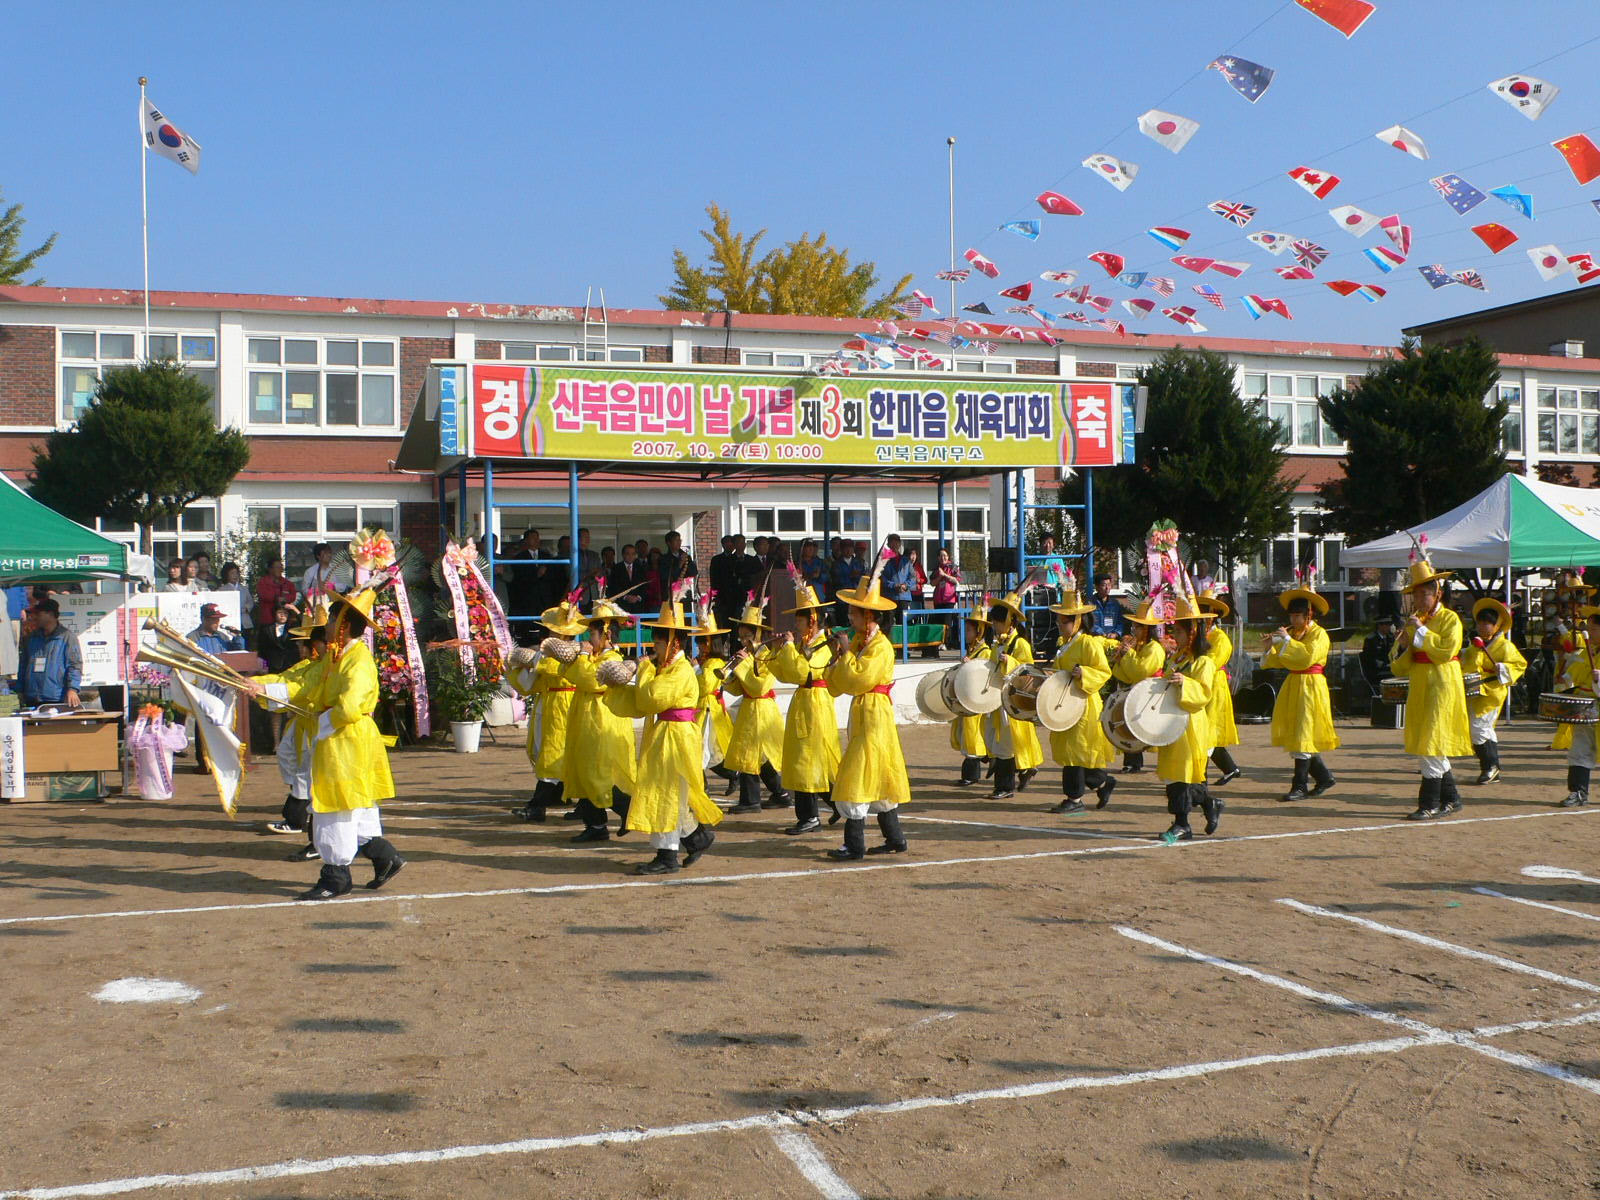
[661,203,912,319]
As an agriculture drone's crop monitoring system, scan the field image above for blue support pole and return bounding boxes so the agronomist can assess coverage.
[1084,469,1095,588]
[484,458,496,586]
[456,463,468,542]
[1014,469,1026,583]
[568,461,581,599]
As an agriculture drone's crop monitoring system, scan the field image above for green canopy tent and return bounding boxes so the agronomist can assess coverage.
[0,472,149,585]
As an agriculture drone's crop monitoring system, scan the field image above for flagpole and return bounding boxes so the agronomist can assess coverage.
[139,76,150,347]
[946,136,957,325]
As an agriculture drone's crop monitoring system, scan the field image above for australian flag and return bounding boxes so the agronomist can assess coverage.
[1431,174,1488,215]
[1209,56,1275,103]
[1418,264,1458,290]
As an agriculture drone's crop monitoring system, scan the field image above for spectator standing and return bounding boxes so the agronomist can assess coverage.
[659,530,698,598]
[255,556,298,627]
[258,601,300,673]
[0,583,26,680]
[710,534,742,626]
[190,603,246,656]
[576,527,602,601]
[18,598,83,708]
[930,547,961,649]
[218,562,254,634]
[163,559,196,593]
[832,540,865,626]
[300,543,342,602]
[1192,559,1217,594]
[191,552,216,591]
[608,544,651,614]
[1089,574,1127,639]
[881,535,917,619]
[798,538,826,598]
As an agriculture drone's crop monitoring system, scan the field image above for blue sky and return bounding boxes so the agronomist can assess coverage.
[5,0,1598,346]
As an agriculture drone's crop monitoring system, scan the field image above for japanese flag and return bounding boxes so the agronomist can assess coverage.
[142,97,201,174]
[1083,154,1138,191]
[1376,124,1429,159]
[1329,205,1380,237]
[1137,110,1200,154]
[1527,244,1570,281]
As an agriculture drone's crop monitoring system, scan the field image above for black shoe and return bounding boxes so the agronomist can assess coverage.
[1406,806,1442,821]
[723,777,739,796]
[682,828,714,866]
[954,778,976,787]
[1050,799,1087,815]
[632,851,680,875]
[1439,796,1463,815]
[1475,766,1501,785]
[1161,824,1194,842]
[1562,791,1590,808]
[295,883,349,901]
[367,856,405,890]
[571,826,611,843]
[1216,768,1242,786]
[827,810,842,825]
[866,841,908,855]
[1095,777,1117,810]
[562,808,585,821]
[1017,769,1037,791]
[286,844,320,862]
[727,800,762,814]
[761,794,791,810]
[1203,797,1225,836]
[827,846,865,861]
[1307,779,1336,798]
[784,818,823,835]
[989,789,1015,800]
[1278,788,1308,803]
[1121,764,1144,775]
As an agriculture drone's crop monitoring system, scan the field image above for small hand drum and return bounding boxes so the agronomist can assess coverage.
[1537,691,1600,725]
[506,646,540,669]
[540,637,582,664]
[1000,664,1051,724]
[950,659,1003,715]
[1034,670,1090,733]
[917,668,958,722]
[1462,671,1484,698]
[1123,676,1190,748]
[1100,688,1146,754]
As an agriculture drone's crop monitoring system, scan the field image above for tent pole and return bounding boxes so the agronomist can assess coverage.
[1504,543,1514,726]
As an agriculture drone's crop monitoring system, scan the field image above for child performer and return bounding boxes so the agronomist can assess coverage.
[1046,581,1116,814]
[128,704,188,801]
[619,599,724,874]
[723,593,789,814]
[1197,588,1242,786]
[950,601,991,787]
[255,614,327,841]
[1388,554,1472,820]
[1157,594,1221,841]
[1110,599,1167,774]
[1558,606,1600,808]
[826,565,910,859]
[1463,597,1526,786]
[507,597,585,822]
[563,595,638,842]
[982,575,1047,799]
[1262,574,1339,802]
[692,592,736,795]
[770,578,843,835]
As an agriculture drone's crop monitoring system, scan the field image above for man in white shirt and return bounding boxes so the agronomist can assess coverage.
[300,543,342,601]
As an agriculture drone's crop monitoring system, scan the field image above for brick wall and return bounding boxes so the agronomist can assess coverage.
[1017,358,1057,376]
[692,509,721,569]
[1077,361,1117,378]
[400,336,452,421]
[400,500,441,559]
[644,345,672,363]
[0,324,55,426]
[476,339,502,360]
[693,346,739,366]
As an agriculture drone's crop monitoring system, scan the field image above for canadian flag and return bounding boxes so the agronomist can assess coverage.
[1568,253,1600,284]
[1288,165,1341,199]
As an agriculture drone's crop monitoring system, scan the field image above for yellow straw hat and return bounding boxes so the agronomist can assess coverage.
[1126,597,1162,627]
[837,573,897,612]
[581,598,630,626]
[1400,557,1453,594]
[538,600,585,637]
[1196,587,1231,619]
[1049,587,1095,617]
[643,600,697,633]
[1470,597,1511,637]
[785,583,829,615]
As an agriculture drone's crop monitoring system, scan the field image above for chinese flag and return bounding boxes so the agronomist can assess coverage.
[1324,280,1363,297]
[1471,223,1519,254]
[1294,0,1375,37]
[1554,134,1600,185]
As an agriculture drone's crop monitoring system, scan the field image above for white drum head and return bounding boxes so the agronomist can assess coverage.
[1123,676,1189,748]
[953,659,1003,714]
[916,668,957,721]
[1035,671,1089,733]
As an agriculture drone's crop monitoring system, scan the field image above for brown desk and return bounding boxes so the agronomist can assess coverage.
[8,711,121,802]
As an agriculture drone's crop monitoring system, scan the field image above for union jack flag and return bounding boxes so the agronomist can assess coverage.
[935,268,970,282]
[1208,200,1257,227]
[1291,240,1329,267]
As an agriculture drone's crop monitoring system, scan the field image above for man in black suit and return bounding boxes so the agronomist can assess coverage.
[709,534,741,626]
[658,530,697,601]
[607,543,655,614]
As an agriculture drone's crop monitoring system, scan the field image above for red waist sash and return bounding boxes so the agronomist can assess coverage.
[1411,652,1460,665]
[870,684,894,695]
[746,689,776,700]
[805,680,830,689]
[657,708,696,722]
[1291,665,1325,675]
[548,686,576,693]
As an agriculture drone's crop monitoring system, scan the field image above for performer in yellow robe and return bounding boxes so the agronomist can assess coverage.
[1547,579,1591,752]
[1110,602,1166,774]
[770,583,843,835]
[1197,588,1242,786]
[1045,586,1116,814]
[1262,579,1339,802]
[1559,607,1600,808]
[1156,597,1221,841]
[949,603,990,786]
[618,600,725,875]
[723,596,789,814]
[1463,597,1527,786]
[563,598,638,842]
[982,587,1045,799]
[506,599,584,822]
[825,570,911,860]
[288,587,405,900]
[1389,556,1473,820]
[693,593,736,796]
[256,613,327,842]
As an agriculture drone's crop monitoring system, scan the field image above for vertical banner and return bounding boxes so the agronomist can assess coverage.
[0,716,23,797]
[438,363,465,457]
[471,365,539,459]
[1063,383,1116,467]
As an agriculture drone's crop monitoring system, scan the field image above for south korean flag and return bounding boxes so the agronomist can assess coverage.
[142,98,202,174]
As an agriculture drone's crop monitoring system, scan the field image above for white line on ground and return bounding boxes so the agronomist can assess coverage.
[12,1004,1597,1200]
[1277,899,1600,995]
[1115,925,1600,1099]
[2,805,1596,929]
[769,1127,862,1200]
[901,815,1132,840]
[1472,886,1600,924]
[1522,864,1600,885]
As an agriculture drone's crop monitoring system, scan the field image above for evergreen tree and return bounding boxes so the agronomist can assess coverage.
[1060,346,1296,580]
[0,187,57,285]
[661,203,911,318]
[30,360,249,555]
[1316,337,1505,545]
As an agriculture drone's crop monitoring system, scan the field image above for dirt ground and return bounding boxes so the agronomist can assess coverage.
[3,716,1600,1200]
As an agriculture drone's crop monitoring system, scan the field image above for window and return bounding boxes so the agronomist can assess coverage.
[1247,508,1342,589]
[502,342,645,364]
[246,503,399,577]
[245,336,399,429]
[58,328,218,424]
[897,509,923,532]
[1493,384,1524,455]
[1535,385,1600,454]
[1242,372,1346,450]
[95,503,217,568]
[955,359,1015,375]
[776,509,807,533]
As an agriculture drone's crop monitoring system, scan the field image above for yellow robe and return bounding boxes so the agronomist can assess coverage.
[722,648,783,773]
[623,653,724,835]
[561,648,638,803]
[770,636,843,792]
[697,656,732,761]
[981,628,1043,770]
[308,641,394,813]
[1156,654,1215,785]
[1463,632,1527,724]
[827,629,910,809]
[1263,624,1340,755]
[254,655,323,757]
[1390,606,1472,758]
[950,710,988,758]
[1203,627,1239,748]
[1551,628,1588,750]
[507,654,572,780]
[1112,637,1166,688]
[1049,632,1115,769]
[1566,651,1600,758]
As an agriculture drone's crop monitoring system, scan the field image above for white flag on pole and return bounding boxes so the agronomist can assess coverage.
[171,671,241,815]
[142,98,201,174]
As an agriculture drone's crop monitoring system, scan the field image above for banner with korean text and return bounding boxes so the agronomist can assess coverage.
[447,364,1124,469]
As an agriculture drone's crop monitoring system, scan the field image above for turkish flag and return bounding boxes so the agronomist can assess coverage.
[1089,251,1125,277]
[999,281,1033,301]
[1294,0,1375,37]
[1471,223,1519,254]
[1171,255,1215,274]
[1036,191,1084,216]
[1553,134,1600,185]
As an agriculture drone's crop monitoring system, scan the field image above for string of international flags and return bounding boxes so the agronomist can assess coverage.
[820,0,1600,375]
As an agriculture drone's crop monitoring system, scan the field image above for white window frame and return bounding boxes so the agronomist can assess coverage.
[57,328,218,426]
[501,342,646,364]
[243,334,400,432]
[245,502,401,577]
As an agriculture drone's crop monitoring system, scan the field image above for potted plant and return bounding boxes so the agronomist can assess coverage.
[426,649,502,753]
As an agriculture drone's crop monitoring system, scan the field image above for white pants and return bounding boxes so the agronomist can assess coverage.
[1468,712,1497,745]
[648,779,699,850]
[312,808,383,866]
[1290,751,1311,762]
[275,728,311,800]
[1568,732,1597,770]
[1415,755,1451,780]
[837,799,898,819]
